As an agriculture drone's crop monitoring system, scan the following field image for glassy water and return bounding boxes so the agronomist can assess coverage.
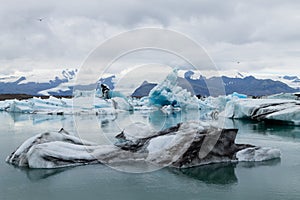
[1,111,300,200]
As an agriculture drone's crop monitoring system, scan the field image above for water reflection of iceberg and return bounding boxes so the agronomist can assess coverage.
[149,110,200,131]
[170,163,238,185]
[225,118,300,139]
[21,167,70,181]
[8,112,70,125]
[170,159,280,185]
[32,114,67,125]
[237,157,281,168]
[8,112,31,123]
[19,158,280,182]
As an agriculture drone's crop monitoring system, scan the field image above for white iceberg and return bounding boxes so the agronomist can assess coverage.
[266,92,300,100]
[222,98,300,124]
[236,147,281,162]
[0,94,133,115]
[111,97,133,111]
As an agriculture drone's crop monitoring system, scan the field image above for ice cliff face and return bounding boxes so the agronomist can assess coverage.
[6,121,280,169]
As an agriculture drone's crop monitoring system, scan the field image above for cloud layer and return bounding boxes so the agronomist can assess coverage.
[0,0,299,75]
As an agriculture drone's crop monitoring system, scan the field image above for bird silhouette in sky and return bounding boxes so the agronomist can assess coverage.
[37,17,45,22]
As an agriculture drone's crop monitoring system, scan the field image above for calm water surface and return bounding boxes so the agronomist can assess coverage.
[1,111,300,200]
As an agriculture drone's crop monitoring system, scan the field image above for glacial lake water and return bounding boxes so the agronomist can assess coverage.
[1,110,300,200]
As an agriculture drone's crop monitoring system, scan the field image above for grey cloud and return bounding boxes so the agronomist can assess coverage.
[0,0,299,75]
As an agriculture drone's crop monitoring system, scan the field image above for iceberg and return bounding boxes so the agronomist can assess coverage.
[266,92,300,100]
[111,97,133,111]
[230,92,247,99]
[222,99,300,125]
[129,97,158,111]
[7,121,280,169]
[236,147,281,162]
[0,93,133,115]
[198,96,229,119]
[197,93,300,124]
[148,69,199,110]
[6,100,34,113]
[0,100,12,111]
[0,97,73,114]
[115,122,157,143]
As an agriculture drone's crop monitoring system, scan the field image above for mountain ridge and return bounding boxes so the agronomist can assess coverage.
[0,69,298,97]
[132,71,299,97]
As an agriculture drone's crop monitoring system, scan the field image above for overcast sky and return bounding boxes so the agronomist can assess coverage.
[0,0,299,76]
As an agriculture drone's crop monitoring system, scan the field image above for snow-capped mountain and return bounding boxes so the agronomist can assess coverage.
[0,69,118,96]
[0,69,78,84]
[0,68,299,97]
[256,75,300,89]
[0,69,78,96]
[213,70,300,89]
[132,70,299,97]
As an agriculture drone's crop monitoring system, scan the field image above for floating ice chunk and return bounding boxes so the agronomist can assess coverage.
[129,97,148,107]
[111,97,133,111]
[146,121,210,166]
[6,131,96,167]
[161,105,181,113]
[197,95,238,120]
[223,98,300,124]
[95,107,117,115]
[222,99,254,118]
[148,69,199,110]
[230,92,247,99]
[7,100,34,113]
[7,121,281,169]
[0,93,134,115]
[266,107,300,124]
[94,98,113,108]
[147,135,175,154]
[26,141,98,168]
[0,100,13,111]
[6,130,141,168]
[0,97,74,114]
[122,122,157,142]
[130,97,158,111]
[146,130,197,166]
[266,93,299,100]
[236,147,281,162]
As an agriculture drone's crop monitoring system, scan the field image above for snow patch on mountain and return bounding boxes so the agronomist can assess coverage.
[0,69,78,96]
[13,69,77,84]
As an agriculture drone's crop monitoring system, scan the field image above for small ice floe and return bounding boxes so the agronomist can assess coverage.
[236,147,281,162]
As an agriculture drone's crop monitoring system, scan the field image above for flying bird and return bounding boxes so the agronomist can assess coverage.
[37,17,45,22]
